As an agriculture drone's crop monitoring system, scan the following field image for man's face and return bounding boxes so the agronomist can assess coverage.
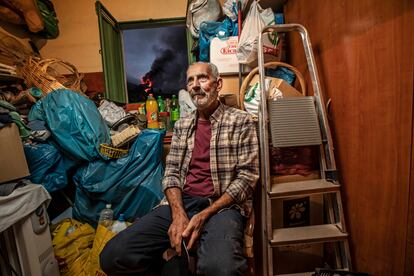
[186,63,222,110]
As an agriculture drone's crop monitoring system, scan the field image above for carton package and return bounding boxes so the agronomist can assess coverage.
[250,74,304,98]
[0,123,30,183]
[210,36,239,74]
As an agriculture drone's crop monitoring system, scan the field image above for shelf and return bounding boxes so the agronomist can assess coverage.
[269,178,340,199]
[0,73,24,84]
[270,224,348,247]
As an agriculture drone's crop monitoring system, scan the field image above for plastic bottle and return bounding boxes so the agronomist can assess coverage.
[146,94,159,129]
[170,95,180,128]
[157,95,165,112]
[98,204,114,228]
[111,214,128,233]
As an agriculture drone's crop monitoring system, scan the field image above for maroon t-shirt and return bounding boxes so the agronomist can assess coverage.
[183,119,214,197]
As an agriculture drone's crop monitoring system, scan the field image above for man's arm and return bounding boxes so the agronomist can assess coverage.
[225,115,259,205]
[165,187,188,256]
[162,120,189,255]
[182,192,234,250]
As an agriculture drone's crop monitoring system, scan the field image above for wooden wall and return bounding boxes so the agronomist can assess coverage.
[284,0,414,275]
[40,0,188,72]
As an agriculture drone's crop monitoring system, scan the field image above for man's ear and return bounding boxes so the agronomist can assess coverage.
[216,77,223,93]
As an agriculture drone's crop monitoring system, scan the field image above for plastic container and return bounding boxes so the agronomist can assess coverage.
[157,96,165,112]
[171,94,179,112]
[170,95,180,129]
[111,214,127,233]
[158,111,170,130]
[98,204,114,228]
[146,94,159,129]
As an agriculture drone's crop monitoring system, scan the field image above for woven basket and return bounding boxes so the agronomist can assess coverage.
[19,56,85,95]
[239,61,307,111]
[100,144,129,159]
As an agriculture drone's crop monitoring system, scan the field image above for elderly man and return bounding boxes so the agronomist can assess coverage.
[100,62,259,276]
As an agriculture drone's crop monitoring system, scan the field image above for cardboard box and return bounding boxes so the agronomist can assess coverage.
[250,75,304,98]
[270,174,324,274]
[220,75,240,95]
[0,123,29,183]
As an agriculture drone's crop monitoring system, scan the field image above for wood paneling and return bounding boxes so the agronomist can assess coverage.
[284,1,414,275]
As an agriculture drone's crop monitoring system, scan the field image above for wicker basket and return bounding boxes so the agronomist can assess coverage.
[100,144,129,159]
[19,56,85,95]
[239,61,307,111]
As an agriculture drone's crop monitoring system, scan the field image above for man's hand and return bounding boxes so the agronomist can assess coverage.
[182,211,209,250]
[168,212,189,256]
[165,187,187,256]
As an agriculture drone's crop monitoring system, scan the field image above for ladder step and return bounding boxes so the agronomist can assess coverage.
[268,97,322,147]
[271,224,348,247]
[270,179,340,199]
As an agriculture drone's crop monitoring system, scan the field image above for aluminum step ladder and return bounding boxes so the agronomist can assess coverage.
[257,24,352,276]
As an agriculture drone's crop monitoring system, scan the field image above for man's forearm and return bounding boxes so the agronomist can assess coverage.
[165,187,187,219]
[200,192,235,218]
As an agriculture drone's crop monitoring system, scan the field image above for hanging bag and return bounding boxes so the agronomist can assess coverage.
[236,1,276,65]
[186,0,222,38]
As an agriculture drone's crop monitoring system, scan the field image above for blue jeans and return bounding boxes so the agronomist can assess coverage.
[100,194,247,276]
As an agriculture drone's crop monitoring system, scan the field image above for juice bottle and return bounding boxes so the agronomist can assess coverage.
[146,94,159,129]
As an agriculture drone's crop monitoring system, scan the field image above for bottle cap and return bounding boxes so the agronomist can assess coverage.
[106,204,111,209]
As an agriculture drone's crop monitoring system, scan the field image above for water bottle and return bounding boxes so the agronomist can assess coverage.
[98,204,114,228]
[111,214,128,233]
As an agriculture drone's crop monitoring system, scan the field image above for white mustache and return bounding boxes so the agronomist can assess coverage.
[190,89,207,97]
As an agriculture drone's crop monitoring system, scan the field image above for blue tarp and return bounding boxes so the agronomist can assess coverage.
[24,142,79,192]
[72,130,166,226]
[199,17,238,61]
[28,89,110,162]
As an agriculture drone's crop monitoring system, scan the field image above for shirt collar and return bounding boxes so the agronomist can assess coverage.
[193,101,224,120]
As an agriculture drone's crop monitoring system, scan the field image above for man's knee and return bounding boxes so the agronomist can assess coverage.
[197,252,247,276]
[100,237,126,273]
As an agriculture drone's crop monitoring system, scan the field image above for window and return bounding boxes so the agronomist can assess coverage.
[96,1,192,104]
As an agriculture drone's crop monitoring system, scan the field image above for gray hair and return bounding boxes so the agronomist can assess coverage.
[189,62,220,80]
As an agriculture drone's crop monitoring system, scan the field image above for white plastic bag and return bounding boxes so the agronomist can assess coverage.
[236,1,275,64]
[186,0,222,38]
[98,100,126,127]
[244,78,271,117]
[179,89,196,118]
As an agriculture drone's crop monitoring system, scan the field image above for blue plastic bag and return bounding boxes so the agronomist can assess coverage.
[24,142,79,192]
[72,130,165,227]
[199,17,238,61]
[28,89,110,161]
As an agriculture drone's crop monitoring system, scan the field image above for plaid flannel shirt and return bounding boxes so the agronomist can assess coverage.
[162,103,259,216]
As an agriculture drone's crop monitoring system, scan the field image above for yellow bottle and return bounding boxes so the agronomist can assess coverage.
[146,94,159,129]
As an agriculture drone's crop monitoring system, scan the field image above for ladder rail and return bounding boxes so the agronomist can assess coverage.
[257,23,273,276]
